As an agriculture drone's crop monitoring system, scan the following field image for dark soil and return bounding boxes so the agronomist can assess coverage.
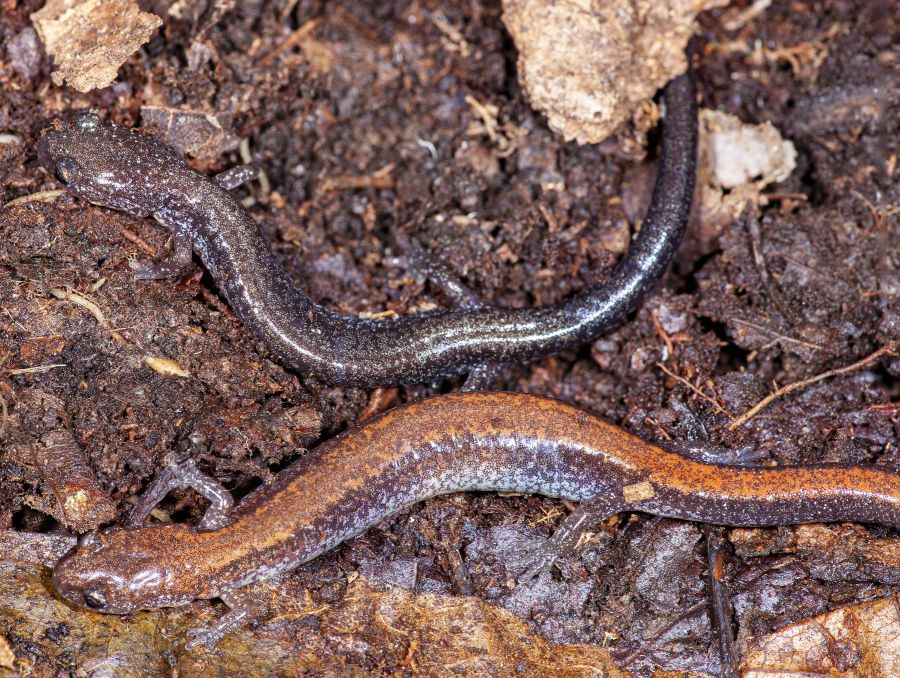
[0,0,897,675]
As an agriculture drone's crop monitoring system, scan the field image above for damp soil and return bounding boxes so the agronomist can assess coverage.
[0,0,897,675]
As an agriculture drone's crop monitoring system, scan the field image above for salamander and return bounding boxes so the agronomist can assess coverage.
[36,74,697,387]
[52,392,900,651]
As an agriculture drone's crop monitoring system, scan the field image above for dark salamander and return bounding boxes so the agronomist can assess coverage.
[38,75,697,387]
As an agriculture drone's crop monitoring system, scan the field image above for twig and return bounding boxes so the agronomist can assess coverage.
[745,208,795,325]
[730,317,824,352]
[359,387,399,422]
[704,525,738,678]
[50,288,125,343]
[0,391,7,437]
[850,190,879,229]
[643,416,672,441]
[763,192,808,203]
[258,18,319,68]
[2,189,66,209]
[865,402,900,414]
[656,362,732,417]
[849,190,899,231]
[1,364,66,375]
[728,341,899,430]
[650,310,674,363]
[120,228,158,256]
[319,164,395,192]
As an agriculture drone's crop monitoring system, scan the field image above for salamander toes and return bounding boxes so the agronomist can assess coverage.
[130,259,168,280]
[185,625,224,653]
[515,545,558,584]
[129,257,193,280]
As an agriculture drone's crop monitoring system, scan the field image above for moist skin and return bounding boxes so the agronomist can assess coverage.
[53,392,900,649]
[38,76,698,386]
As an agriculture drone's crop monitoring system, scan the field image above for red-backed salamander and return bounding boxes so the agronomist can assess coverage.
[36,74,697,387]
[53,392,900,651]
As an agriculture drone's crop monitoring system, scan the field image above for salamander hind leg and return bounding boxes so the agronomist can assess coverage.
[666,398,767,466]
[403,238,507,390]
[460,363,503,392]
[126,457,234,529]
[404,238,489,311]
[517,493,625,583]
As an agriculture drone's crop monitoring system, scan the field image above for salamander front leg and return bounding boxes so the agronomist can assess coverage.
[130,165,254,281]
[185,588,255,652]
[130,222,195,280]
[126,457,234,530]
[518,493,625,583]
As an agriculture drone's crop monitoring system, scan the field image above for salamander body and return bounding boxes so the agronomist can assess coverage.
[52,392,900,649]
[38,76,697,386]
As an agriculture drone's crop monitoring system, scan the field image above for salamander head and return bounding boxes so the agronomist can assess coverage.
[53,523,205,613]
[38,112,187,218]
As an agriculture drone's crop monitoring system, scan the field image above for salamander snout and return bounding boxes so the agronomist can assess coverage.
[52,530,134,614]
[37,113,99,171]
[38,113,181,218]
[52,523,202,614]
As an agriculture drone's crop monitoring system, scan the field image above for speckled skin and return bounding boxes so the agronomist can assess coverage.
[53,392,900,625]
[37,76,698,387]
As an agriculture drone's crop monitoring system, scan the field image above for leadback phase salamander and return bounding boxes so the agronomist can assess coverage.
[53,392,900,650]
[37,75,697,387]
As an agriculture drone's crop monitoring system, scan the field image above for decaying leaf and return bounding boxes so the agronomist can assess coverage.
[501,0,728,144]
[30,0,162,92]
[741,594,900,675]
[140,107,240,165]
[0,634,16,671]
[698,109,797,225]
[0,559,634,676]
[20,431,118,533]
[0,531,75,568]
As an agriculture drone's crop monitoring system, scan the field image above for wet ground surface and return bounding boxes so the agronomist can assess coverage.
[0,0,897,674]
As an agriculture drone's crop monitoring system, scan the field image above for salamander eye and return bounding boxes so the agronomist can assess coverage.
[54,158,77,185]
[74,112,100,131]
[83,586,108,610]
